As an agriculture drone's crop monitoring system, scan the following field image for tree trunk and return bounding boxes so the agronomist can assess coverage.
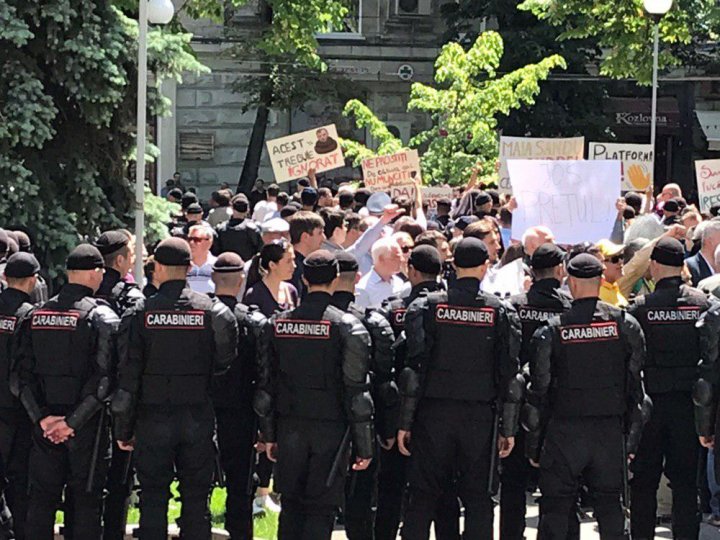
[236,87,272,194]
[236,0,274,195]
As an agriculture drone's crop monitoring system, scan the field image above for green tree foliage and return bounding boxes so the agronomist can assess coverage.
[342,31,566,185]
[232,0,358,193]
[518,0,719,84]
[442,0,610,140]
[0,0,207,276]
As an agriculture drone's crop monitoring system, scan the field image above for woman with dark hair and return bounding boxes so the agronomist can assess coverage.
[242,239,299,516]
[243,239,299,316]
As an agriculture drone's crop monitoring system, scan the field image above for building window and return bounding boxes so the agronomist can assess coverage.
[319,0,362,37]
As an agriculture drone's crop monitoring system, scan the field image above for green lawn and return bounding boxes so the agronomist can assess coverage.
[55,485,280,540]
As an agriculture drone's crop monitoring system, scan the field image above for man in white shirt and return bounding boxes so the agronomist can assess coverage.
[252,183,280,223]
[355,236,405,309]
[187,224,217,293]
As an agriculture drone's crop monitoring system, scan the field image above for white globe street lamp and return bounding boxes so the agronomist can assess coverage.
[643,0,672,186]
[643,0,673,16]
[148,0,175,25]
[134,0,174,282]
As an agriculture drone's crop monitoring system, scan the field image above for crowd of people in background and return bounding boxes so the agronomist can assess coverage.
[3,165,720,539]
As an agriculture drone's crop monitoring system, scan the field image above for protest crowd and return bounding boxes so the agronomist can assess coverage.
[5,158,720,540]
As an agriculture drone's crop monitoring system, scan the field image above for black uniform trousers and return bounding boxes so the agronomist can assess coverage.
[402,399,494,540]
[501,428,579,540]
[538,416,625,540]
[344,447,378,540]
[215,405,257,540]
[102,442,133,540]
[630,392,699,540]
[275,417,346,540]
[134,403,215,540]
[26,412,110,540]
[0,413,31,539]
[375,444,461,540]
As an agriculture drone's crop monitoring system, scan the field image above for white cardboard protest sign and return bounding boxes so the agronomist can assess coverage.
[509,159,621,245]
[498,136,585,193]
[481,258,525,298]
[266,124,345,183]
[588,142,653,192]
[695,159,720,212]
[422,186,453,208]
[361,149,421,193]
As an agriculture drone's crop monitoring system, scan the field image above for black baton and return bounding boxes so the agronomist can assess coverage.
[325,426,352,488]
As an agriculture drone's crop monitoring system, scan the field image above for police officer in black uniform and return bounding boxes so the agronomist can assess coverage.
[376,245,461,540]
[92,231,145,540]
[112,238,238,540]
[525,253,647,540]
[695,291,720,520]
[330,251,395,540]
[505,243,574,540]
[255,250,374,540]
[0,253,41,539]
[15,244,120,539]
[210,252,266,540]
[398,238,522,540]
[627,237,711,540]
[212,194,262,261]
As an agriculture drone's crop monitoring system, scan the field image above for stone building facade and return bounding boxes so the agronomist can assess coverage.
[157,0,452,199]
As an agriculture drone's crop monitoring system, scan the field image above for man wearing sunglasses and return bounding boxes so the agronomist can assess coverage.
[595,240,629,308]
[187,224,217,294]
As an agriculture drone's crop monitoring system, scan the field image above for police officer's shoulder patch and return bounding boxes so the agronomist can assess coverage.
[434,304,495,326]
[145,310,206,329]
[274,318,331,339]
[645,306,703,324]
[517,306,563,323]
[31,310,80,330]
[0,315,17,334]
[558,321,619,343]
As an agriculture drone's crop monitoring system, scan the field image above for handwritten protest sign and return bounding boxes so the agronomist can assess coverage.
[266,124,345,183]
[498,136,585,193]
[509,159,621,245]
[481,258,525,298]
[695,159,720,212]
[422,186,453,208]
[589,142,653,192]
[362,150,421,193]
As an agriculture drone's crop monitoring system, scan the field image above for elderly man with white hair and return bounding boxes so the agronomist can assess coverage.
[698,243,720,298]
[187,223,217,293]
[686,219,720,286]
[355,236,405,309]
[522,226,555,258]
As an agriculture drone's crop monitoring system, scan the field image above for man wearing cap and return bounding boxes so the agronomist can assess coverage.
[300,187,319,212]
[375,245,461,540]
[0,253,41,539]
[330,251,396,540]
[9,230,50,304]
[92,231,146,540]
[525,253,647,539]
[255,250,374,539]
[504,243,575,540]
[15,244,120,539]
[397,237,522,539]
[627,237,712,540]
[172,202,207,238]
[212,194,262,262]
[210,253,266,540]
[431,198,452,230]
[112,238,238,539]
[595,239,630,308]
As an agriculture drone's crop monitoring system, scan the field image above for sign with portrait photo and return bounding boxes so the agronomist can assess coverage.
[266,124,345,183]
